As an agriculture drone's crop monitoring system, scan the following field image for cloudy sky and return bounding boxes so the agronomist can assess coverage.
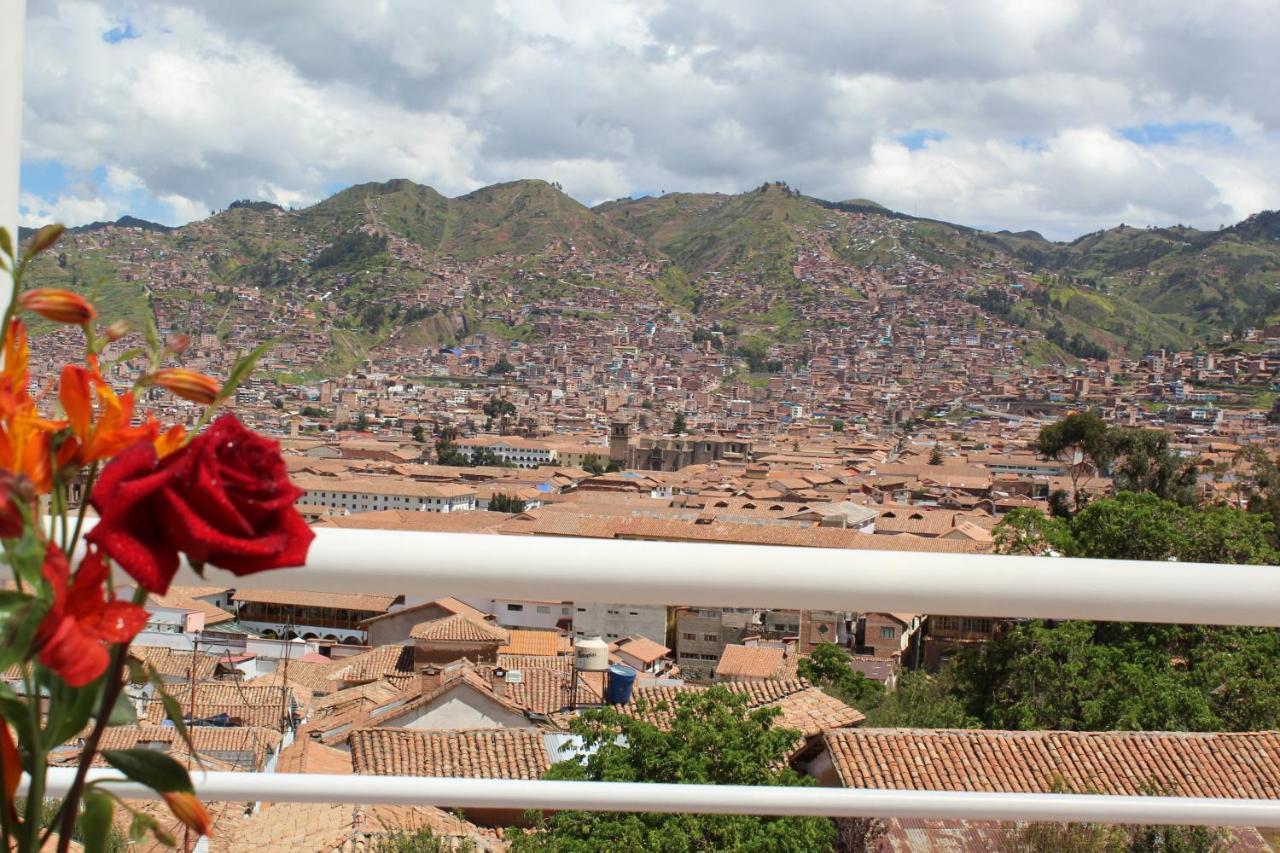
[18,0,1280,238]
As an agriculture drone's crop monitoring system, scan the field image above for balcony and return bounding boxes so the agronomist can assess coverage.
[16,527,1280,836]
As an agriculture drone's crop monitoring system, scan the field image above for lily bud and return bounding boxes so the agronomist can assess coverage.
[27,223,65,257]
[104,320,130,342]
[162,791,213,837]
[18,288,96,325]
[150,368,222,405]
[166,333,192,353]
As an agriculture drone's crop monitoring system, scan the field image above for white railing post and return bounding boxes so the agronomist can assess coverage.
[0,0,25,305]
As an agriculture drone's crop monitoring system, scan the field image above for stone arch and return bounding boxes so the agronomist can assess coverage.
[343,636,360,645]
[261,629,277,639]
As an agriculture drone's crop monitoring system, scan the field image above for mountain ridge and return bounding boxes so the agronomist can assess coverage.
[19,176,1280,377]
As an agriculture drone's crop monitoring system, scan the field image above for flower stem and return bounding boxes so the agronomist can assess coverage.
[20,665,45,853]
[68,463,99,557]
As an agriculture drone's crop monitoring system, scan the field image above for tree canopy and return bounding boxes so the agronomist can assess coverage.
[880,494,1280,734]
[509,688,835,852]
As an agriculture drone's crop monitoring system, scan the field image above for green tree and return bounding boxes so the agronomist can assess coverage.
[944,496,1280,733]
[672,411,688,434]
[1108,428,1198,506]
[370,827,476,852]
[488,493,527,513]
[411,425,426,444]
[797,644,885,710]
[927,446,944,466]
[488,354,515,375]
[509,688,836,852]
[582,453,606,475]
[1036,410,1114,509]
[863,669,980,729]
[831,419,845,433]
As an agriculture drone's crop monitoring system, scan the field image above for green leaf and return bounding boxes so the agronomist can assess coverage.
[219,341,272,402]
[102,748,194,794]
[106,690,138,727]
[109,346,147,365]
[128,811,152,843]
[0,226,13,260]
[146,670,201,768]
[5,523,49,589]
[0,599,47,675]
[0,590,31,611]
[44,672,105,746]
[144,314,161,357]
[80,790,114,853]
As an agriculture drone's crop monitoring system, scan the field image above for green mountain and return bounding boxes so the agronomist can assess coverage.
[20,177,1280,376]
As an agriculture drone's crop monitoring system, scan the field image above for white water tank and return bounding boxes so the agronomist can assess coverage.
[574,636,610,672]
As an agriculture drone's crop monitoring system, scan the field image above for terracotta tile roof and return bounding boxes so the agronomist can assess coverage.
[504,513,990,552]
[351,728,551,780]
[715,644,795,680]
[93,725,281,771]
[128,646,221,681]
[214,801,502,852]
[274,736,354,775]
[499,629,571,657]
[144,588,234,624]
[317,508,513,534]
[232,588,400,613]
[410,612,510,644]
[325,644,417,685]
[312,679,407,717]
[144,683,304,732]
[246,662,333,697]
[622,679,864,737]
[611,635,671,663]
[823,729,1280,797]
[497,653,573,673]
[873,818,1273,853]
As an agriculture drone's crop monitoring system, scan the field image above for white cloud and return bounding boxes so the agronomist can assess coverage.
[18,0,1280,237]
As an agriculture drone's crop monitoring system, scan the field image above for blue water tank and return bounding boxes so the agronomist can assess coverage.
[605,664,637,705]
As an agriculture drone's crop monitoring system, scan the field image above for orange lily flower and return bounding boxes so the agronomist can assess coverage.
[18,288,96,325]
[58,362,156,468]
[0,320,63,492]
[162,791,213,837]
[153,422,187,458]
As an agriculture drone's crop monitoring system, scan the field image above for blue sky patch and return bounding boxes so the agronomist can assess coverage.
[1120,121,1234,146]
[102,19,139,44]
[898,128,947,150]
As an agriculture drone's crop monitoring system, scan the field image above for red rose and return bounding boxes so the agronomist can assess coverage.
[87,414,313,594]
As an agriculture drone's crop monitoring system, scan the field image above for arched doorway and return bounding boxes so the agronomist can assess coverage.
[302,633,318,641]
[343,636,360,645]
[261,629,277,639]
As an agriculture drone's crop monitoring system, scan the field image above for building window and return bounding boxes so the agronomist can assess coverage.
[703,634,717,642]
[536,605,551,614]
[681,633,696,641]
[628,611,639,616]
[506,604,524,612]
[576,607,587,613]
[880,627,897,639]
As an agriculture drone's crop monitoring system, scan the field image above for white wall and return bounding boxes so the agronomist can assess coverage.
[393,691,527,730]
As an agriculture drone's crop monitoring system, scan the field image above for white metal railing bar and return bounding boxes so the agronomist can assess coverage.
[145,527,1280,627]
[22,770,1280,828]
